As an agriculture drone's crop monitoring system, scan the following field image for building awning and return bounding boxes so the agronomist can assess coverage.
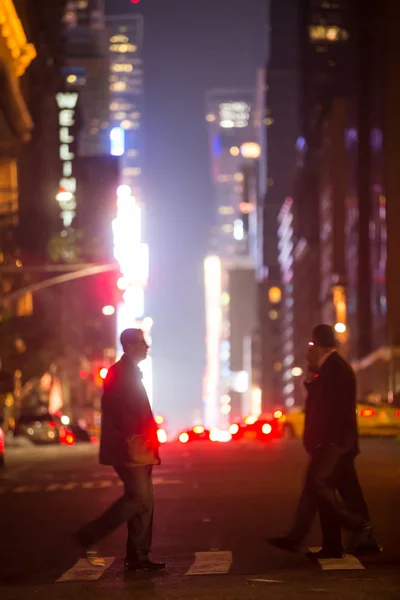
[0,58,33,141]
[0,0,37,77]
[0,0,36,141]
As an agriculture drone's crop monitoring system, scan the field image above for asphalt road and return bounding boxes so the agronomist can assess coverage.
[0,437,399,600]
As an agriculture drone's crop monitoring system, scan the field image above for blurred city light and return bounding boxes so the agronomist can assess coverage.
[268,286,282,304]
[116,184,132,198]
[102,305,115,316]
[110,127,125,156]
[334,322,347,333]
[61,415,70,425]
[262,423,272,435]
[273,409,283,419]
[157,428,168,444]
[155,415,164,425]
[99,367,108,380]
[240,142,261,159]
[229,423,239,435]
[291,366,303,377]
[179,432,189,444]
[193,425,205,434]
[230,146,240,156]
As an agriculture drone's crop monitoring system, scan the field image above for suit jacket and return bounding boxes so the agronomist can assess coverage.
[303,352,359,455]
[99,354,159,466]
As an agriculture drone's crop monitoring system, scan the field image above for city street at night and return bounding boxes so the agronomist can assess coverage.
[0,438,399,600]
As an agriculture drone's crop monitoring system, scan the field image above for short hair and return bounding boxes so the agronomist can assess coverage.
[312,324,337,348]
[120,328,144,350]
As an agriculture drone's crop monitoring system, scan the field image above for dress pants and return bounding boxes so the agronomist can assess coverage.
[77,465,154,561]
[288,446,370,551]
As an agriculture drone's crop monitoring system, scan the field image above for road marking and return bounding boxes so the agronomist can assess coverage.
[57,557,115,582]
[248,578,283,583]
[45,482,79,492]
[308,548,365,571]
[186,551,232,575]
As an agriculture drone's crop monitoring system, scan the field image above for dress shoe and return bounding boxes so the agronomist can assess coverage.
[72,533,106,567]
[125,559,167,572]
[347,526,383,555]
[267,537,301,553]
[85,546,106,567]
[306,548,344,560]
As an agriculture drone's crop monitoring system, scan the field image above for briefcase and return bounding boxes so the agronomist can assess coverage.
[126,435,160,466]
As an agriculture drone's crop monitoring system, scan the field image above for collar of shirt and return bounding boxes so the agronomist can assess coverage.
[318,349,337,369]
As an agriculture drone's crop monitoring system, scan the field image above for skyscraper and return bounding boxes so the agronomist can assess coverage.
[204,90,259,428]
[106,14,144,199]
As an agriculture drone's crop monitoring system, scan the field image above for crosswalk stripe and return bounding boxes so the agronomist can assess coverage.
[308,548,365,571]
[186,551,232,575]
[56,557,115,582]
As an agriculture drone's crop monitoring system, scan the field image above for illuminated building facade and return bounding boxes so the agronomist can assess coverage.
[62,0,110,163]
[106,15,144,198]
[204,90,259,429]
[260,0,356,407]
[112,184,153,404]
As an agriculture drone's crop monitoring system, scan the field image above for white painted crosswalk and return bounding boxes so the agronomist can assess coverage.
[186,551,233,575]
[308,548,365,571]
[54,549,369,584]
[56,557,115,582]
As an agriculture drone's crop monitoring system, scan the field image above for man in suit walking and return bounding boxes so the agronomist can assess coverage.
[269,324,381,558]
[75,328,166,572]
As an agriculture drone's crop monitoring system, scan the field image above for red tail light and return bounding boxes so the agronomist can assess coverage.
[48,421,56,429]
[360,408,375,417]
[65,433,75,445]
[396,410,400,418]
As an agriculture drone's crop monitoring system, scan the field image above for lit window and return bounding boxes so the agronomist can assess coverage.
[66,74,77,84]
[218,206,234,216]
[110,82,127,92]
[89,128,99,135]
[109,102,133,112]
[109,43,137,53]
[273,362,282,373]
[221,224,233,234]
[110,35,129,43]
[205,113,216,122]
[111,63,133,73]
[234,172,244,182]
[120,119,137,129]
[130,111,141,119]
[216,174,231,183]
[127,149,139,157]
[264,117,274,126]
[123,167,141,177]
[309,25,349,42]
[230,146,240,157]
[269,310,278,320]
[114,112,127,120]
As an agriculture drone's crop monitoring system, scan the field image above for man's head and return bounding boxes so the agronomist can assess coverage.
[120,328,149,364]
[310,324,337,363]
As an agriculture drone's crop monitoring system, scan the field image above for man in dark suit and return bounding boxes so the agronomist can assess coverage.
[269,324,381,558]
[75,328,166,572]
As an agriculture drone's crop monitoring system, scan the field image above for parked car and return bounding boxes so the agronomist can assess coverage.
[14,413,75,445]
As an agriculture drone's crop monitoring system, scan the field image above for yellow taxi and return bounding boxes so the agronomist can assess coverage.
[279,401,400,440]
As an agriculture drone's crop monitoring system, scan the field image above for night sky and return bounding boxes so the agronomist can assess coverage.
[105,0,266,433]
